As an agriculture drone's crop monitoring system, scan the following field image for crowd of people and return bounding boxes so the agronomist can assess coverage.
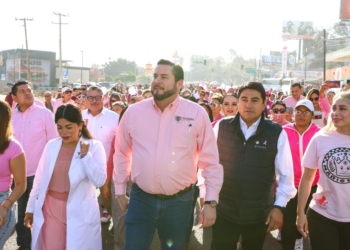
[0,59,350,250]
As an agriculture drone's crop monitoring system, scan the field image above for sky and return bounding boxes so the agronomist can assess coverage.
[0,0,342,71]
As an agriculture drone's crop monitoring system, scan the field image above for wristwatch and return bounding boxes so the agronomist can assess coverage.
[204,200,218,208]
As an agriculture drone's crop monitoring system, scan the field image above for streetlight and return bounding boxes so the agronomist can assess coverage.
[304,48,308,84]
[81,51,83,84]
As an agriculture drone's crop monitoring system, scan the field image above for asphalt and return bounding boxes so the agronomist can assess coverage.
[3,198,311,250]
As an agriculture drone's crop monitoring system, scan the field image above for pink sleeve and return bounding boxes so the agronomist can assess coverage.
[113,111,132,195]
[319,96,331,119]
[9,140,24,160]
[197,111,223,203]
[106,136,116,181]
[301,136,319,169]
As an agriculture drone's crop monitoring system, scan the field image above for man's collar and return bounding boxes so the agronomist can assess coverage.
[239,116,261,129]
[151,95,180,111]
[17,103,35,113]
[87,107,105,116]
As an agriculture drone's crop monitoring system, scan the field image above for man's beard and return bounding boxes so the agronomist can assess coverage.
[152,82,177,101]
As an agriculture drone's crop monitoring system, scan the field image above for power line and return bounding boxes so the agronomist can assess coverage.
[52,12,69,88]
[15,17,33,82]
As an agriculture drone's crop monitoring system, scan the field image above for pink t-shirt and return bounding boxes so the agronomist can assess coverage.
[302,130,350,222]
[0,139,24,191]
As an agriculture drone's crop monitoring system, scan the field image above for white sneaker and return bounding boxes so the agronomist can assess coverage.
[100,210,111,223]
[294,238,303,250]
[276,230,282,241]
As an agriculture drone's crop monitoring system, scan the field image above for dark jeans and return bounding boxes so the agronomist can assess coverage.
[14,175,35,248]
[281,185,317,250]
[185,184,199,244]
[211,215,268,250]
[307,208,350,250]
[124,184,194,250]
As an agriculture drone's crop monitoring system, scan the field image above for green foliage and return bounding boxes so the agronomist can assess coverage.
[187,53,256,85]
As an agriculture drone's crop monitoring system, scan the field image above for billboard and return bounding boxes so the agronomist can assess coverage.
[282,21,315,39]
[6,58,51,85]
[261,50,296,68]
[340,0,350,20]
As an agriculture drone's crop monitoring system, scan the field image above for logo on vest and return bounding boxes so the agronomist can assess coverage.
[322,148,350,184]
[254,140,267,149]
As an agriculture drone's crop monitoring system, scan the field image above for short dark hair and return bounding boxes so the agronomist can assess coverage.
[157,59,184,83]
[55,104,93,139]
[291,82,302,89]
[11,81,29,96]
[238,82,266,102]
[271,100,286,109]
[73,87,78,91]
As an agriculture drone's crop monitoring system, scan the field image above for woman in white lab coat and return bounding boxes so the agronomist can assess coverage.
[24,104,106,250]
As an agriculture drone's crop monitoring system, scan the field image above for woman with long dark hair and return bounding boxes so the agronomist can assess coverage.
[24,104,107,250]
[0,100,26,249]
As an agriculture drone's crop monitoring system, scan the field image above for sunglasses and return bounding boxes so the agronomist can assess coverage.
[80,88,86,91]
[272,108,286,114]
[200,94,205,97]
[209,103,219,108]
[65,91,72,94]
[309,97,319,102]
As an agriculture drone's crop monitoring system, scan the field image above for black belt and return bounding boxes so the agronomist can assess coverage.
[135,184,193,200]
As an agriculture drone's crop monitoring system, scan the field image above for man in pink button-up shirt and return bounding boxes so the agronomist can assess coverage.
[282,82,305,108]
[11,81,57,249]
[113,59,223,249]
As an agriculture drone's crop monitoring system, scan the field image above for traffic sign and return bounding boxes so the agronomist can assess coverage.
[1,74,5,80]
[245,68,256,74]
[63,71,68,80]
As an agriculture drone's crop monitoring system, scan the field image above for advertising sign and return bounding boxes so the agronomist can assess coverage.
[282,21,315,39]
[281,46,288,74]
[340,0,350,20]
[6,58,51,85]
[145,63,153,76]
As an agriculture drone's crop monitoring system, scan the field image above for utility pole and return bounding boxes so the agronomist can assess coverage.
[15,17,33,81]
[81,51,83,84]
[323,29,326,81]
[52,12,68,88]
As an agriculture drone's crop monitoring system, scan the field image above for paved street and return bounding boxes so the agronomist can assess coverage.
[3,197,311,250]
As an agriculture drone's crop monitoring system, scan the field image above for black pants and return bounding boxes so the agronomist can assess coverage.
[281,185,317,250]
[211,215,268,250]
[307,208,350,250]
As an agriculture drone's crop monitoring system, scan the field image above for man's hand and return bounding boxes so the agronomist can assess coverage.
[24,213,33,228]
[319,82,330,98]
[199,198,205,208]
[102,181,110,200]
[199,204,216,228]
[265,207,283,232]
[117,195,129,212]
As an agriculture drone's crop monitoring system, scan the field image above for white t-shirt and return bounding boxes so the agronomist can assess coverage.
[312,110,326,128]
[302,130,350,222]
[82,108,119,159]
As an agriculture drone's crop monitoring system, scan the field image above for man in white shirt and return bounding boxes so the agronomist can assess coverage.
[212,82,297,250]
[82,86,119,223]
